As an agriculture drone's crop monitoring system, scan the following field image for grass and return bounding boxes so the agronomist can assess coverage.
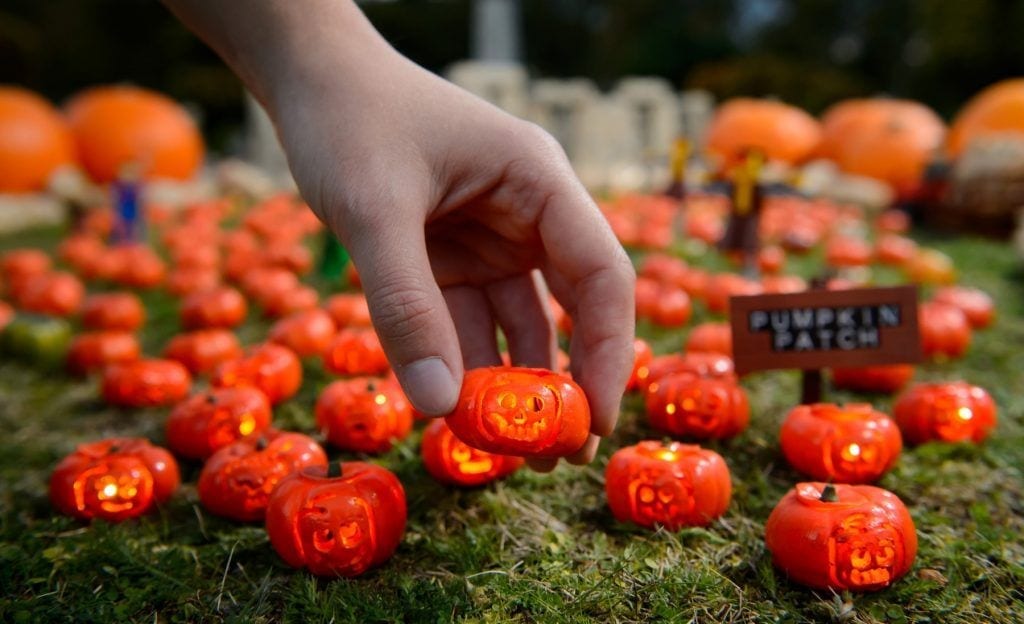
[1,223,1022,623]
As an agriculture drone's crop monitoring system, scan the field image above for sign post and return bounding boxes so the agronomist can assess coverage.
[728,285,923,404]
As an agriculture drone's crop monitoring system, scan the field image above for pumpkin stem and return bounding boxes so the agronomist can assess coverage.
[255,437,268,451]
[820,484,839,502]
[327,461,343,478]
[206,393,217,405]
[366,381,376,393]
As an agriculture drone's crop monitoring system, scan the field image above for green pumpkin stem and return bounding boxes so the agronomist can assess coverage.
[820,484,839,502]
[327,461,344,478]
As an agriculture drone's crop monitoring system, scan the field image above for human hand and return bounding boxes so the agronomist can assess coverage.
[164,0,636,468]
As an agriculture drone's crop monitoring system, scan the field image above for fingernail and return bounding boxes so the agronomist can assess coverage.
[397,356,459,416]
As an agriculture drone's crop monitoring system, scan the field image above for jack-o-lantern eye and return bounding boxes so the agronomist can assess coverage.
[526,395,544,412]
[337,521,363,548]
[638,485,656,503]
[657,485,675,503]
[451,444,472,463]
[498,392,517,409]
[875,545,896,566]
[840,443,862,462]
[850,547,872,569]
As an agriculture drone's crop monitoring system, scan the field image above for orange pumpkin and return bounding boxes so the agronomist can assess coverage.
[0,87,76,192]
[706,98,822,165]
[315,377,413,454]
[932,286,995,329]
[685,322,733,357]
[163,329,243,376]
[947,78,1024,157]
[81,292,145,331]
[66,331,141,376]
[420,419,523,487]
[323,328,389,376]
[213,343,302,405]
[180,286,247,330]
[919,301,971,359]
[66,85,203,183]
[16,271,84,317]
[819,99,945,199]
[269,308,337,358]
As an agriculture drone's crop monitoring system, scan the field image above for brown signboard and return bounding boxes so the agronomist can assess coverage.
[728,285,922,375]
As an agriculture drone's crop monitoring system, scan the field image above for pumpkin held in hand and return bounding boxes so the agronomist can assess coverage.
[50,437,180,522]
[765,483,917,591]
[445,367,590,458]
[605,441,731,530]
[780,403,902,483]
[265,462,406,577]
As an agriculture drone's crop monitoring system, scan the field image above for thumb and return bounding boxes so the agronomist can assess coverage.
[345,220,463,416]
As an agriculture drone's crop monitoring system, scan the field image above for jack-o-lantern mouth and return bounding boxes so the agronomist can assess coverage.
[830,441,886,475]
[449,443,495,475]
[298,494,375,571]
[628,472,695,524]
[829,514,902,588]
[847,566,892,586]
[486,410,552,441]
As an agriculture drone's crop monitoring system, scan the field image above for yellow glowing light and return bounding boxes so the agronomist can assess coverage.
[957,407,973,421]
[238,415,256,436]
[102,483,118,498]
[665,403,676,415]
[374,394,387,405]
[681,398,696,411]
[846,443,862,458]
[637,366,649,380]
[654,449,678,462]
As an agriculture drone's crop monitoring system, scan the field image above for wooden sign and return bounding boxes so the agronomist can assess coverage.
[728,286,922,376]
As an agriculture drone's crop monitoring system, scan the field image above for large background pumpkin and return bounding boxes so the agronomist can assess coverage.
[947,78,1024,158]
[0,87,76,192]
[65,85,204,183]
[704,98,822,166]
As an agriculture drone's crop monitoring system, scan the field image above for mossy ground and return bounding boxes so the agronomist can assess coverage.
[1,224,1022,623]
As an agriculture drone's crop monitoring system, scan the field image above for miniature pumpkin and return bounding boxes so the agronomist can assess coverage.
[0,301,12,331]
[825,236,873,268]
[166,387,273,460]
[0,313,72,368]
[322,328,390,376]
[636,352,736,395]
[213,343,302,405]
[163,329,243,376]
[324,293,373,328]
[265,461,406,577]
[66,331,141,376]
[180,286,248,330]
[198,429,327,521]
[831,364,915,394]
[905,249,956,285]
[58,235,106,278]
[757,245,786,274]
[918,301,971,359]
[685,322,733,357]
[105,245,167,289]
[239,267,299,305]
[65,85,203,183]
[269,308,337,358]
[165,267,221,298]
[765,482,917,591]
[780,403,902,483]
[703,273,763,315]
[874,234,918,267]
[645,372,749,440]
[626,338,654,391]
[0,87,75,192]
[81,292,145,331]
[260,285,319,319]
[605,441,731,530]
[50,437,180,522]
[101,358,192,407]
[446,366,590,458]
[315,377,413,454]
[893,382,997,445]
[421,419,523,487]
[932,286,995,329]
[1,249,51,296]
[15,271,84,317]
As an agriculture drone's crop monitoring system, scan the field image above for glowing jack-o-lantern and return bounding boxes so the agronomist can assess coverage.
[446,367,590,458]
[605,441,731,530]
[635,352,736,395]
[645,372,748,440]
[765,482,917,591]
[626,338,654,391]
[780,403,902,483]
[420,419,523,487]
[166,387,273,460]
[315,377,412,453]
[50,437,180,522]
[265,462,406,577]
[198,429,327,522]
[893,382,996,445]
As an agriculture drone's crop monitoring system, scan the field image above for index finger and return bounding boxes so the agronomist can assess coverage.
[537,171,636,438]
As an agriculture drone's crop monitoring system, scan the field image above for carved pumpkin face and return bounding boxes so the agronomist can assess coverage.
[605,441,731,530]
[166,387,273,460]
[894,382,996,445]
[198,430,327,522]
[322,328,389,376]
[764,482,917,592]
[781,403,902,484]
[421,419,523,487]
[645,373,749,440]
[446,367,590,458]
[50,438,180,522]
[315,378,412,454]
[213,343,302,405]
[828,512,904,589]
[265,462,406,577]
